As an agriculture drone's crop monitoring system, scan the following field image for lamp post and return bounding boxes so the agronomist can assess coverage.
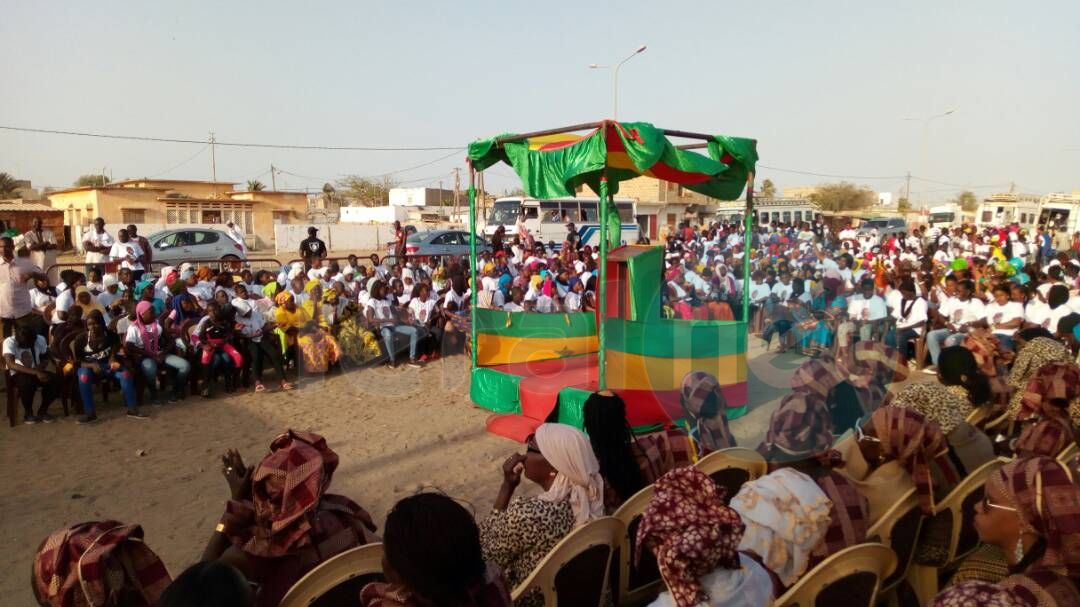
[589,45,647,120]
[902,109,956,208]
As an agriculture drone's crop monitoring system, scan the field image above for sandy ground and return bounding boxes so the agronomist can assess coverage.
[0,336,907,604]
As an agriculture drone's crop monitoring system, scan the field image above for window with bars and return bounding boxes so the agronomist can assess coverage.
[121,209,146,224]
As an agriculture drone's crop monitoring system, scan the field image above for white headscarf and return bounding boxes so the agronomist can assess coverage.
[534,423,605,526]
[729,468,832,586]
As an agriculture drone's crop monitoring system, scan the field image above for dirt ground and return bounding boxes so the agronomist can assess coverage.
[0,337,906,604]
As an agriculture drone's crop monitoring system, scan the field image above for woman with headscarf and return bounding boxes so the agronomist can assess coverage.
[583,391,692,512]
[848,340,909,410]
[963,325,1013,421]
[757,392,870,568]
[939,457,1080,606]
[1005,329,1073,422]
[637,467,773,607]
[798,276,847,355]
[790,355,867,436]
[361,492,512,607]
[125,300,192,404]
[203,430,378,607]
[729,467,833,591]
[479,423,604,607]
[32,520,172,607]
[835,406,960,524]
[73,285,108,320]
[889,347,996,476]
[273,290,310,364]
[680,371,736,457]
[1013,362,1080,458]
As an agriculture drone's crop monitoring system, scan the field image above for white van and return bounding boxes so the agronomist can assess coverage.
[484,196,639,249]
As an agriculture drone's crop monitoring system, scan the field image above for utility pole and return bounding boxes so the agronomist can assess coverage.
[904,171,911,207]
[439,180,444,206]
[270,164,277,191]
[209,130,217,182]
[453,168,461,217]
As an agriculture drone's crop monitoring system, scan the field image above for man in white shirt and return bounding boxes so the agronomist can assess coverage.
[845,278,889,342]
[924,279,985,368]
[108,228,146,280]
[225,221,248,256]
[83,217,114,275]
[885,278,928,354]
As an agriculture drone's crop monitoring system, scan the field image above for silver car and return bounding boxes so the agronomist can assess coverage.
[401,229,491,258]
[147,228,246,263]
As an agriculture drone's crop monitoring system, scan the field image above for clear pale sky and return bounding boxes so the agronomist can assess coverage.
[2,0,1077,204]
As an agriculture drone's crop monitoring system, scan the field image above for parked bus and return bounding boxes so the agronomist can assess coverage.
[484,196,639,248]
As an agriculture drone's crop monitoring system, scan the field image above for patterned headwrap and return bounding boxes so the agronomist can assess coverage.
[927,581,1026,607]
[988,457,1080,577]
[790,356,846,401]
[1007,337,1072,420]
[679,371,735,453]
[851,341,909,405]
[195,266,212,282]
[869,406,958,514]
[1018,362,1080,425]
[729,468,832,586]
[32,521,171,607]
[635,468,745,607]
[890,382,972,435]
[223,430,377,557]
[303,278,321,294]
[758,392,834,460]
[274,291,294,306]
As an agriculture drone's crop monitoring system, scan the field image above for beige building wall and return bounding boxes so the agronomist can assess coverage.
[112,179,236,199]
[226,191,309,241]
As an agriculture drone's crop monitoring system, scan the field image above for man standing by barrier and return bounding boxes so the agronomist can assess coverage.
[127,224,152,276]
[0,236,45,339]
[225,221,248,257]
[23,217,58,284]
[83,217,113,276]
[299,226,326,270]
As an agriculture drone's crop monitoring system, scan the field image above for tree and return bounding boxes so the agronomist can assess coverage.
[74,174,110,187]
[760,178,777,198]
[897,197,911,213]
[953,190,979,212]
[246,179,266,192]
[0,172,20,199]
[335,175,399,207]
[807,182,877,213]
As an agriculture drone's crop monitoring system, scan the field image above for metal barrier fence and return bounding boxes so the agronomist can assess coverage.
[45,257,284,280]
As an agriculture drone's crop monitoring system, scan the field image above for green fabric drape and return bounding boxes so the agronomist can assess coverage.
[466,121,757,202]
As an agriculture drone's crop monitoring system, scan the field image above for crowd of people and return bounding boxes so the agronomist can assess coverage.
[13,215,1080,606]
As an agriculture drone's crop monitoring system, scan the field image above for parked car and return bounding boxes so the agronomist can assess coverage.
[856,217,908,242]
[399,229,491,258]
[147,228,246,263]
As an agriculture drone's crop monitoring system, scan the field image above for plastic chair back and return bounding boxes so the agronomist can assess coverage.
[694,447,768,502]
[511,517,623,607]
[278,542,385,607]
[866,487,923,596]
[611,484,661,606]
[774,542,897,607]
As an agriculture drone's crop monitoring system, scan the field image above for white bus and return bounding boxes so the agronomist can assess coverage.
[484,196,640,248]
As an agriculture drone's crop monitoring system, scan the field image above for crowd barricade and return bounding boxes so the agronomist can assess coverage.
[45,258,285,279]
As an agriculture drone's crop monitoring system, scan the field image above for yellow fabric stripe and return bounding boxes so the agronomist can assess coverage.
[477,334,598,366]
[605,349,747,391]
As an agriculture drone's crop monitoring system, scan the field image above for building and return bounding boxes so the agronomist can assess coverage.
[613,176,721,240]
[782,186,819,199]
[0,201,66,248]
[47,179,308,250]
[388,187,458,207]
[877,192,893,206]
[974,192,1041,230]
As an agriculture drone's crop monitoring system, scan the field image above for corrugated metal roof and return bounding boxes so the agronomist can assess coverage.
[0,201,58,212]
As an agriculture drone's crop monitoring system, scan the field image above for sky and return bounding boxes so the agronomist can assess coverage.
[2,0,1078,205]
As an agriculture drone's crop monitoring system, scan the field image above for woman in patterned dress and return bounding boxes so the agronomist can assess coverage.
[479,423,604,607]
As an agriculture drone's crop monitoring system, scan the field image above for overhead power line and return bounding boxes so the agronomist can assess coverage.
[756,164,906,180]
[0,124,464,152]
[147,145,208,178]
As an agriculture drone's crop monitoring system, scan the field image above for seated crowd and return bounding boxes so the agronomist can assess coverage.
[18,220,1080,607]
[29,333,1080,606]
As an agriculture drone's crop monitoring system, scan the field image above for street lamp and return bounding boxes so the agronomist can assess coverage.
[589,45,648,120]
[902,109,956,208]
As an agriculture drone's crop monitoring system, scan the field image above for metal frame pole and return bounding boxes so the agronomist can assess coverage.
[742,172,755,323]
[468,164,478,369]
[598,173,609,390]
